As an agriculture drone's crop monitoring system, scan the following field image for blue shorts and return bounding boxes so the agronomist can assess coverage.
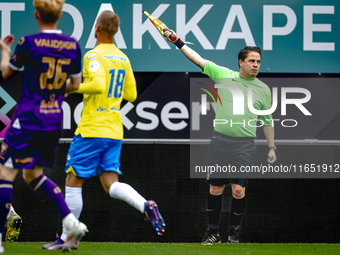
[0,127,60,169]
[65,134,123,178]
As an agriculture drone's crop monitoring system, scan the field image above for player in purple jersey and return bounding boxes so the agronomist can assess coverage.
[0,0,88,253]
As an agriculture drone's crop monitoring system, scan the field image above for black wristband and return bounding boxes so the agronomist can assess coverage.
[174,38,185,49]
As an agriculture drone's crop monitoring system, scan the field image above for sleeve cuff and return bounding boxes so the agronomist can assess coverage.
[8,62,20,71]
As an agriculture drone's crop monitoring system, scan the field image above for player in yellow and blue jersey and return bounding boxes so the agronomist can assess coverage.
[42,11,165,250]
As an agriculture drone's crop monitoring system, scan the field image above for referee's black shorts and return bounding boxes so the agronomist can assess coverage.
[207,131,256,187]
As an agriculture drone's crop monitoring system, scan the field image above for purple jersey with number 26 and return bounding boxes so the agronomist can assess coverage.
[8,30,82,131]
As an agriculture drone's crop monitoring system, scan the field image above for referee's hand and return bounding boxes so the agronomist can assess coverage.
[267,150,277,164]
[163,29,177,43]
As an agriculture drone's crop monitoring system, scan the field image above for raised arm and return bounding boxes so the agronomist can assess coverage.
[163,30,205,70]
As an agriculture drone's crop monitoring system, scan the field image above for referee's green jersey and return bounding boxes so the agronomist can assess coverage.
[202,61,273,137]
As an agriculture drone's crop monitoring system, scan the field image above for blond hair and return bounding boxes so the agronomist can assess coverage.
[33,0,65,24]
[97,11,120,36]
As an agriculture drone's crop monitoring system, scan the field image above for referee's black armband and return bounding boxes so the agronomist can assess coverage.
[174,38,185,49]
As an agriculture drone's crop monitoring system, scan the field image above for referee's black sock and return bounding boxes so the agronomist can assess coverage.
[207,193,223,233]
[230,196,246,227]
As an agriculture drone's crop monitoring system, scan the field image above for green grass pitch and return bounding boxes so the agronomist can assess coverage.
[2,242,340,255]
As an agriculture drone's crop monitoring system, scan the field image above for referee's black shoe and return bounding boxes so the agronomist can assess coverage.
[227,225,240,243]
[201,229,221,245]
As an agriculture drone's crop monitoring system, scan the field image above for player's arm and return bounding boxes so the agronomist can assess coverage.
[70,52,106,94]
[123,82,137,102]
[123,63,137,102]
[263,125,277,164]
[72,74,106,94]
[163,30,205,71]
[65,76,81,93]
[0,35,17,81]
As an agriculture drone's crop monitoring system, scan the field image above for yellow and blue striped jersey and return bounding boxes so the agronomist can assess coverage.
[75,43,137,139]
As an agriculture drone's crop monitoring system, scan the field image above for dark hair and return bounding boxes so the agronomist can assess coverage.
[238,46,262,62]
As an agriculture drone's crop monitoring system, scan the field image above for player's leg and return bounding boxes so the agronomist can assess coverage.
[58,173,85,244]
[202,182,224,245]
[44,173,84,250]
[31,131,88,251]
[22,130,75,222]
[22,167,79,225]
[228,182,246,243]
[5,205,23,243]
[99,138,145,212]
[99,138,165,236]
[0,164,19,253]
[23,167,88,252]
[227,138,255,243]
[202,132,232,245]
[22,164,73,219]
[0,128,28,251]
[100,171,146,212]
[100,172,165,236]
[43,134,94,250]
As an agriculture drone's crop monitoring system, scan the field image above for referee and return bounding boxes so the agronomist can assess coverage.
[164,30,277,244]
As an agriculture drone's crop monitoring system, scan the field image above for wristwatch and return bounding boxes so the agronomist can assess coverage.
[268,146,277,151]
